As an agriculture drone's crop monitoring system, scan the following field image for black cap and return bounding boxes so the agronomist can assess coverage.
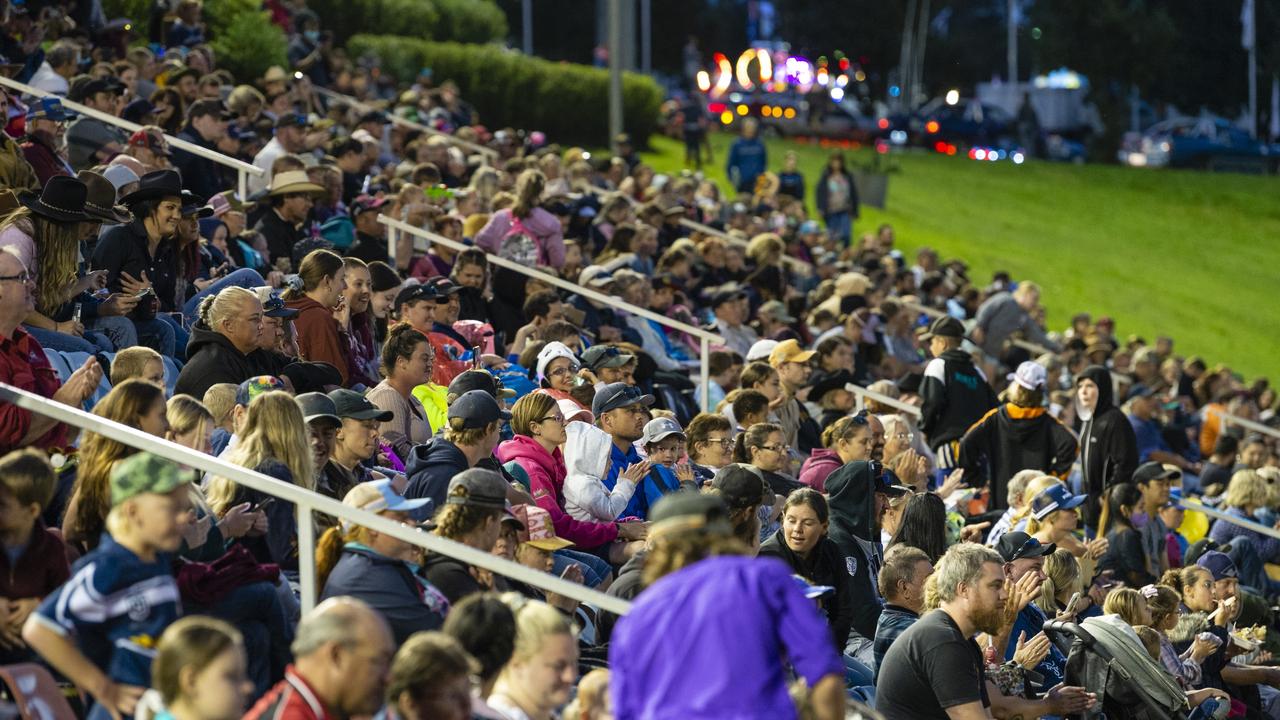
[446,468,508,509]
[281,361,342,394]
[809,370,854,401]
[448,370,516,400]
[187,99,234,121]
[995,531,1056,563]
[179,190,213,218]
[274,112,313,130]
[425,275,461,296]
[261,291,299,319]
[711,464,768,510]
[649,492,733,538]
[591,382,654,417]
[447,389,511,429]
[920,315,965,341]
[1133,460,1178,486]
[874,467,911,497]
[580,345,634,371]
[67,75,124,102]
[295,392,341,429]
[710,285,747,309]
[327,388,394,422]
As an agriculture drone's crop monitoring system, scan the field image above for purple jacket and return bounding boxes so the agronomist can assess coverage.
[497,435,618,550]
[473,207,566,268]
[611,555,843,719]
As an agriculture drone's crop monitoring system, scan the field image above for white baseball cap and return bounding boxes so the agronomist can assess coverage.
[1007,361,1047,391]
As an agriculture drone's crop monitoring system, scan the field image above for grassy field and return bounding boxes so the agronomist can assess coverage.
[642,133,1280,381]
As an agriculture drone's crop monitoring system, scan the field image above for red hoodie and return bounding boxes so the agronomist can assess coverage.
[799,448,843,493]
[285,296,349,385]
[497,435,619,550]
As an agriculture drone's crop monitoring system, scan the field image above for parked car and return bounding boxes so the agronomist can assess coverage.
[1118,117,1277,173]
[911,97,1014,148]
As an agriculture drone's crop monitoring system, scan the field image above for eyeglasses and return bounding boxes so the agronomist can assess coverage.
[536,415,566,424]
[0,271,31,284]
[546,365,578,378]
[759,443,790,453]
[891,432,914,441]
[702,437,733,447]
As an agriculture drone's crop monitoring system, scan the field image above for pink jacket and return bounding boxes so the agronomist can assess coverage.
[497,435,618,550]
[473,207,566,268]
[799,449,843,493]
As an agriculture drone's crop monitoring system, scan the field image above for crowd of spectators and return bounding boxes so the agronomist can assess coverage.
[2,0,1280,718]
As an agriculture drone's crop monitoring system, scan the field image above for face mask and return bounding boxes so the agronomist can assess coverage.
[304,30,320,43]
[1130,510,1149,529]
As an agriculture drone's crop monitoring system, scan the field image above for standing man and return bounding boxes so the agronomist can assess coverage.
[725,117,766,193]
[918,315,997,469]
[1076,364,1139,529]
[768,339,820,454]
[970,281,1058,369]
[172,99,231,199]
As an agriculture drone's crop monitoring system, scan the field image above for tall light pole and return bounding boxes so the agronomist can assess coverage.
[640,0,651,75]
[1244,0,1257,138]
[522,0,533,56]
[898,0,918,111]
[1007,0,1017,86]
[608,0,624,143]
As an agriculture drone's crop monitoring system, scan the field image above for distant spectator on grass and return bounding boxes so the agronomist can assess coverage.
[726,117,767,193]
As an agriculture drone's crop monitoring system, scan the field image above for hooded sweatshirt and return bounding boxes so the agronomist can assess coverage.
[957,403,1078,512]
[1074,365,1139,528]
[799,449,843,493]
[174,323,278,398]
[758,530,856,652]
[403,438,471,519]
[285,295,349,385]
[495,433,619,550]
[562,423,638,522]
[824,461,884,639]
[919,348,999,450]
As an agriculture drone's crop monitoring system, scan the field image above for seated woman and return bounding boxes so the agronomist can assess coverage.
[800,413,875,493]
[2,176,134,353]
[386,632,475,720]
[282,249,350,385]
[486,595,579,720]
[733,422,802,497]
[317,479,446,647]
[365,323,436,464]
[206,391,314,577]
[758,488,854,654]
[1207,469,1280,597]
[93,169,192,357]
[63,379,170,555]
[1096,483,1158,588]
[684,412,734,486]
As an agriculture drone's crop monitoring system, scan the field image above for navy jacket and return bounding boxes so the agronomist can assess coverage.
[403,438,470,519]
[320,544,446,647]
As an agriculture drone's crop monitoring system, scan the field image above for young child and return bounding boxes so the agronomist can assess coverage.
[0,449,70,663]
[563,422,646,522]
[24,452,191,720]
[637,417,694,510]
[109,347,165,388]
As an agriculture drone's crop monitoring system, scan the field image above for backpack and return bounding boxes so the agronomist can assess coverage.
[498,215,542,266]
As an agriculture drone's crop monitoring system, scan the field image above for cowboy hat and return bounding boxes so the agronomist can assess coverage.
[77,170,132,224]
[17,176,89,223]
[266,170,325,197]
[120,169,184,206]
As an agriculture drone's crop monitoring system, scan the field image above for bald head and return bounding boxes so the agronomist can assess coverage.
[291,597,394,716]
[292,596,389,658]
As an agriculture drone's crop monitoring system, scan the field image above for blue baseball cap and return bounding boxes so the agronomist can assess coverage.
[1197,551,1237,582]
[591,382,654,417]
[1030,483,1086,521]
[25,97,76,122]
[341,479,430,531]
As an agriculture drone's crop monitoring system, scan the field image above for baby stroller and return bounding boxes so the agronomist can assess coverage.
[1044,617,1195,720]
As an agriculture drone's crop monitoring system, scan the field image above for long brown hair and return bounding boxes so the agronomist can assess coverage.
[0,209,81,314]
[510,169,546,219]
[282,249,344,301]
[65,380,166,546]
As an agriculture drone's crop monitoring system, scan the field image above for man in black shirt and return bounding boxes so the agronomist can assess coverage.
[875,543,1095,719]
[253,170,324,268]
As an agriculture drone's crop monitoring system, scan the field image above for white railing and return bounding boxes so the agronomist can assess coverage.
[379,216,727,411]
[1181,499,1280,540]
[313,86,497,161]
[848,382,922,418]
[1220,412,1280,441]
[0,382,630,616]
[0,76,265,200]
[900,299,944,319]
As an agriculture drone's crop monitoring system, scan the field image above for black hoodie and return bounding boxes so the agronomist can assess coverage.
[958,403,1078,511]
[919,348,999,450]
[1075,365,1139,527]
[759,530,856,652]
[825,461,884,640]
[173,323,279,398]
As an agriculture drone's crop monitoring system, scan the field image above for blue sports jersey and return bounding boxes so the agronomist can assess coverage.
[34,534,181,715]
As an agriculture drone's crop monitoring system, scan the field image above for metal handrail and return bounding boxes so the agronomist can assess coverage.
[0,382,631,616]
[900,299,945,319]
[1219,412,1280,441]
[379,215,725,410]
[1181,500,1280,541]
[847,382,922,417]
[0,75,264,200]
[313,86,497,161]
